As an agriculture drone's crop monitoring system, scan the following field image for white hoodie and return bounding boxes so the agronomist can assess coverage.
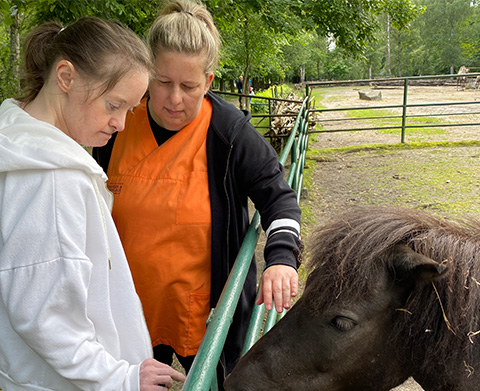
[0,99,152,391]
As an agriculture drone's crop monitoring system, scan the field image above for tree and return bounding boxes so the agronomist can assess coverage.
[296,0,422,55]
[207,0,303,108]
[206,0,422,105]
[1,0,35,100]
[418,0,472,74]
[0,0,160,101]
[0,0,431,102]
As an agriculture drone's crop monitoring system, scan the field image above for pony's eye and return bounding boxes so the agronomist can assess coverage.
[331,316,357,332]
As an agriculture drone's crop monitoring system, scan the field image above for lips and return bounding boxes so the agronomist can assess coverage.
[165,107,182,116]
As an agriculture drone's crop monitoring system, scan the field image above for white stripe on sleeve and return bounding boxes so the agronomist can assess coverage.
[265,218,300,238]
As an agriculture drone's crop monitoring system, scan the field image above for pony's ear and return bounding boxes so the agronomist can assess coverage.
[391,244,449,286]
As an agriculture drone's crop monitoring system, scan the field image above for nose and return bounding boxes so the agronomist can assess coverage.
[109,113,126,133]
[169,85,183,106]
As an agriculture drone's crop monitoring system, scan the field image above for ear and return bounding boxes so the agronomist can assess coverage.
[391,244,449,287]
[56,60,77,93]
[205,72,214,94]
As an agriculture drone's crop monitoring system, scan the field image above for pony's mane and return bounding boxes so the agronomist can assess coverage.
[306,207,480,376]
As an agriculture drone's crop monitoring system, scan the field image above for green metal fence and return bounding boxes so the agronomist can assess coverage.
[211,89,304,139]
[307,73,480,143]
[182,95,310,391]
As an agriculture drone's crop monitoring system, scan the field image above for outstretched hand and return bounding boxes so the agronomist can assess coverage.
[139,358,186,391]
[256,264,298,313]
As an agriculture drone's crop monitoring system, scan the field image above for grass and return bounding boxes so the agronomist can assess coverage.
[305,141,480,219]
[344,108,448,136]
[307,139,480,159]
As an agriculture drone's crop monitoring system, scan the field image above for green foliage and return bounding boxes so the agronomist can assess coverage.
[3,0,478,101]
[0,0,161,101]
[297,0,422,55]
[30,0,159,36]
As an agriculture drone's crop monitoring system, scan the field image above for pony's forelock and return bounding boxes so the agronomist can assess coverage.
[305,207,480,381]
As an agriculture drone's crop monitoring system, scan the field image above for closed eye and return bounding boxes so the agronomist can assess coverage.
[330,316,357,332]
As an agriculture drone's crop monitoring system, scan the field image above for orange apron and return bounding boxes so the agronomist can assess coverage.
[107,98,212,356]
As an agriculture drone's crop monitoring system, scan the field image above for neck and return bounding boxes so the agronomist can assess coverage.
[147,98,166,129]
[23,83,66,132]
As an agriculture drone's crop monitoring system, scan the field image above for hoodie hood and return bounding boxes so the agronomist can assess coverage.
[0,98,106,180]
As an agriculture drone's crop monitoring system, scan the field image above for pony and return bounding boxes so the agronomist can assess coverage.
[225,207,480,391]
[475,75,480,90]
[457,66,469,90]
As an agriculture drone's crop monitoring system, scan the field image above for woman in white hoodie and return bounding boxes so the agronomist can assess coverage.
[0,17,185,391]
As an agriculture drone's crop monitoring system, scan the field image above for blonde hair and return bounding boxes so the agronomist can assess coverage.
[148,0,220,74]
[18,16,153,104]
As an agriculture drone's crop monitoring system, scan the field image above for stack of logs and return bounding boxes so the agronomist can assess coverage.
[265,91,317,151]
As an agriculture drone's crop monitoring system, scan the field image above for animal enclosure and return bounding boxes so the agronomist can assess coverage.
[310,76,480,144]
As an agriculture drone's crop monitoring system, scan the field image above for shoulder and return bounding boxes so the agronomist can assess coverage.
[208,91,254,143]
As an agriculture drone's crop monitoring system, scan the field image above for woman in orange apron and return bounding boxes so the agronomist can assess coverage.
[94,0,302,385]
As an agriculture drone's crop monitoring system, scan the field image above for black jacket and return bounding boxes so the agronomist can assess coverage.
[93,91,302,373]
[206,91,301,372]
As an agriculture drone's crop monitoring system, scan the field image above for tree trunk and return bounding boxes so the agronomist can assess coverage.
[386,14,392,77]
[9,9,21,93]
[242,17,250,111]
[299,65,306,83]
[219,79,226,92]
[397,40,402,77]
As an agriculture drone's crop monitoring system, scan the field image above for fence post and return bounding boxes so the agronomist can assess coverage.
[401,78,409,143]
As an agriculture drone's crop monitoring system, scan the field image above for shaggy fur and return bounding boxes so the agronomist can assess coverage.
[306,207,480,381]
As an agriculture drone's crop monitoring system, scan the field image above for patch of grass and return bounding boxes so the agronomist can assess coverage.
[312,143,480,218]
[307,140,480,160]
[310,89,327,109]
[299,158,318,232]
[297,156,319,281]
[344,108,447,136]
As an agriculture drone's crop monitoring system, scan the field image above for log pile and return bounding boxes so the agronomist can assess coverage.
[265,91,317,151]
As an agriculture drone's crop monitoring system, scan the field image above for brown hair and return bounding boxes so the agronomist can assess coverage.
[17,16,153,104]
[306,206,480,382]
[147,0,221,75]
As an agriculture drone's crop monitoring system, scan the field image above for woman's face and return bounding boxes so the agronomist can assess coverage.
[62,66,149,147]
[148,51,214,131]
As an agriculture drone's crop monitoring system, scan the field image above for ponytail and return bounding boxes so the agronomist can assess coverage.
[18,21,63,104]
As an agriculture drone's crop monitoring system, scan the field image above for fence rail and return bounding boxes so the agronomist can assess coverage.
[307,73,480,143]
[182,95,310,391]
[211,89,303,134]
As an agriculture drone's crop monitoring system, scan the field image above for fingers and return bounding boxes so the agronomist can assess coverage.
[139,358,186,391]
[257,265,298,313]
[255,282,265,307]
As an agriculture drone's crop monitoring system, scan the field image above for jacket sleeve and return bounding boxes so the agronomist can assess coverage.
[0,170,140,391]
[230,121,302,269]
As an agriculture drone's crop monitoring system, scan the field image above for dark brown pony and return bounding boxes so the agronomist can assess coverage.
[225,207,480,391]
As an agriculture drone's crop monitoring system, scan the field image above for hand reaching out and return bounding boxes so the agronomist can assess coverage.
[139,358,186,391]
[256,264,298,313]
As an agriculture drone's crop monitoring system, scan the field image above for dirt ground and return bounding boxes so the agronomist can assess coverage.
[304,84,480,391]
